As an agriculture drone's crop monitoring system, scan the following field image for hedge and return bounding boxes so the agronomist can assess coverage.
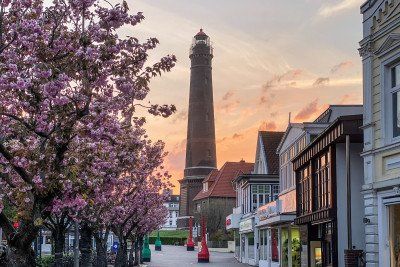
[148,236,187,246]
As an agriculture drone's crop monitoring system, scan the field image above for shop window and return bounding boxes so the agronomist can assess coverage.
[291,228,301,267]
[281,228,289,267]
[389,204,400,267]
[248,232,255,259]
[259,230,268,260]
[271,228,279,262]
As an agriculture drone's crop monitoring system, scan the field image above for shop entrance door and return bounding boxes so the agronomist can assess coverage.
[241,235,246,263]
[322,222,335,267]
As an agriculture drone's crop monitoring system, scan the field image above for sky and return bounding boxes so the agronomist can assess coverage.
[125,0,365,194]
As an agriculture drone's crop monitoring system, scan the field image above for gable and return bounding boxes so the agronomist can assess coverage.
[254,134,268,174]
[375,32,400,56]
[278,126,304,154]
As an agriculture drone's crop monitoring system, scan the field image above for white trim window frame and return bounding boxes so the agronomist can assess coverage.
[381,52,400,145]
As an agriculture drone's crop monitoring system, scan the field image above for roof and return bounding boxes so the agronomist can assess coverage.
[203,169,219,183]
[259,131,285,175]
[293,115,363,170]
[193,161,254,201]
[195,28,207,37]
[313,105,362,123]
[276,123,303,153]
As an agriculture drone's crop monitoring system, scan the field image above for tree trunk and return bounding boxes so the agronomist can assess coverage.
[128,239,134,267]
[0,215,38,267]
[114,238,127,267]
[52,227,66,267]
[4,245,36,267]
[94,230,108,267]
[79,223,93,267]
[133,239,140,267]
[139,237,143,264]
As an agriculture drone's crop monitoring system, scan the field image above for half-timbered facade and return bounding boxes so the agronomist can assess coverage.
[293,115,364,267]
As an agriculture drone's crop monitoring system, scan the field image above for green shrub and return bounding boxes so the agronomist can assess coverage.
[37,255,54,267]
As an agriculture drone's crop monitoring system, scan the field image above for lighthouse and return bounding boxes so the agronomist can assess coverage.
[178,29,217,226]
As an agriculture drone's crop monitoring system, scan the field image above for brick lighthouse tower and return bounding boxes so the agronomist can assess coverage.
[178,29,217,226]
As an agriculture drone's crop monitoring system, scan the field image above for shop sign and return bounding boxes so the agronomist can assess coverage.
[239,218,253,232]
[280,190,297,213]
[226,214,241,230]
[258,201,280,221]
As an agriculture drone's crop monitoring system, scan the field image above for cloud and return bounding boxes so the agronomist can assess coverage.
[330,61,354,74]
[222,90,235,101]
[172,110,188,123]
[313,77,330,86]
[318,0,360,18]
[233,133,244,140]
[294,99,319,121]
[259,121,277,131]
[262,69,304,92]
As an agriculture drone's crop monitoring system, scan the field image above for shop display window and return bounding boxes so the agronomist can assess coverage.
[291,228,301,267]
[248,232,255,259]
[389,204,400,267]
[272,228,279,262]
[281,228,289,267]
[259,229,268,260]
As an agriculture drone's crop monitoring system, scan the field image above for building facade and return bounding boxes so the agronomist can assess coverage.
[227,131,283,266]
[360,1,400,266]
[293,115,365,267]
[193,161,254,242]
[178,29,217,227]
[162,195,180,230]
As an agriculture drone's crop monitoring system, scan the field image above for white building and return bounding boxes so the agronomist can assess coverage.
[162,195,180,230]
[360,1,400,266]
[227,131,283,266]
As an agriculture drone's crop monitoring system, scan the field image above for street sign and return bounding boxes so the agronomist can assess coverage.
[112,241,119,253]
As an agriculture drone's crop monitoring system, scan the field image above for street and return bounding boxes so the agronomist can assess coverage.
[146,245,247,267]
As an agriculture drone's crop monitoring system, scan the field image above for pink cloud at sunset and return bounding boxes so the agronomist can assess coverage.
[125,0,364,193]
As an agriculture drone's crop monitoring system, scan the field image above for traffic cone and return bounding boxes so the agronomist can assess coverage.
[197,216,209,263]
[186,217,195,251]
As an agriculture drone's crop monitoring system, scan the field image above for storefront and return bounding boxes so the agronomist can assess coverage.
[378,188,400,267]
[239,217,258,266]
[226,213,242,259]
[257,191,300,267]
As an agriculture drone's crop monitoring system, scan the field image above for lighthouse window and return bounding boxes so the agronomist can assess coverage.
[206,112,210,121]
[207,149,211,157]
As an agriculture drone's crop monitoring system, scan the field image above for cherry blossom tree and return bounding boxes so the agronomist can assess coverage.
[0,0,176,264]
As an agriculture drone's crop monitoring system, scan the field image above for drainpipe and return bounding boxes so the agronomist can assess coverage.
[345,135,352,249]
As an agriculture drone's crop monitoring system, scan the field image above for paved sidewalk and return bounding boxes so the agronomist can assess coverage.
[145,245,246,267]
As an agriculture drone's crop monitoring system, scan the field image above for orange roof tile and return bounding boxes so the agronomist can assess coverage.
[193,161,254,201]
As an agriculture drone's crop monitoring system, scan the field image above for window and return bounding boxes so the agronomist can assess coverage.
[271,229,279,262]
[259,229,268,260]
[298,165,311,215]
[247,232,255,259]
[313,150,331,210]
[272,185,280,200]
[391,64,400,137]
[251,185,272,211]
